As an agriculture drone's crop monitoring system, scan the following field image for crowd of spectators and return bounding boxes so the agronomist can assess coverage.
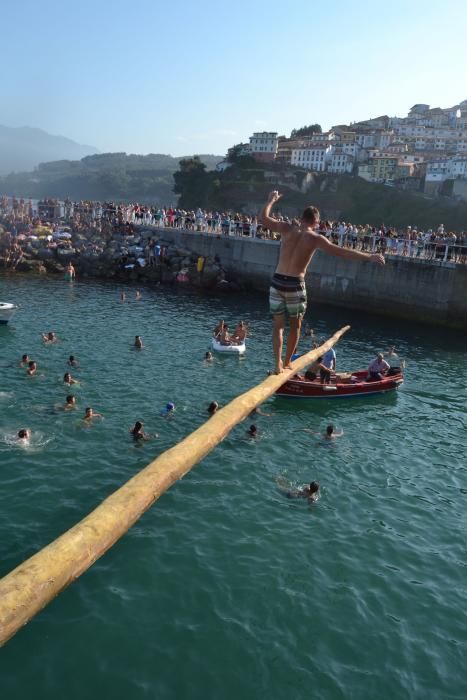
[1,196,467,266]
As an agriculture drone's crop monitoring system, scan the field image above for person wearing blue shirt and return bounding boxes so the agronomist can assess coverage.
[321,348,336,384]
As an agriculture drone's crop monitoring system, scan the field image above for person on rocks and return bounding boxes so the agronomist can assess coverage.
[259,191,385,374]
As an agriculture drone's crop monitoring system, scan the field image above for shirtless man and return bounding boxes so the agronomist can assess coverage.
[260,191,385,373]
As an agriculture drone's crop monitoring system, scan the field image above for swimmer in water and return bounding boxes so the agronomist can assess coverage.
[63,372,79,385]
[208,401,219,415]
[20,353,30,367]
[42,331,58,343]
[120,292,126,302]
[64,395,77,411]
[205,351,214,362]
[68,355,79,367]
[27,360,37,376]
[249,406,272,417]
[135,290,142,300]
[17,428,30,441]
[246,424,258,437]
[161,402,175,416]
[303,424,343,439]
[134,335,143,349]
[287,481,320,503]
[129,421,153,441]
[83,407,103,422]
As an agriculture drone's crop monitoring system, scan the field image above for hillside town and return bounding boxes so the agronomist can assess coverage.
[217,100,467,201]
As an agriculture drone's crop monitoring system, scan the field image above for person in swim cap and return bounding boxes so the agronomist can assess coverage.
[161,402,175,416]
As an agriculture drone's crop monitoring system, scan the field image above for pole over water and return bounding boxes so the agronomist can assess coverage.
[0,325,349,646]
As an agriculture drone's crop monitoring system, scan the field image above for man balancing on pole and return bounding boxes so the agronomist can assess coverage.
[259,191,385,374]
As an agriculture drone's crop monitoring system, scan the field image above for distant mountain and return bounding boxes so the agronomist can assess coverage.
[0,125,99,175]
[0,151,224,204]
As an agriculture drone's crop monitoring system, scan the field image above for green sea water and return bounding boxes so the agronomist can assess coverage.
[0,273,466,700]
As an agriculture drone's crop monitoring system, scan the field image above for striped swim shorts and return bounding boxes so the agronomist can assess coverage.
[269,273,307,318]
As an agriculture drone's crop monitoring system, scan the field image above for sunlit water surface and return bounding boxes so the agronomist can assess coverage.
[0,274,466,700]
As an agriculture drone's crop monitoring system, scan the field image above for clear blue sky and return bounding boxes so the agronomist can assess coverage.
[3,0,467,156]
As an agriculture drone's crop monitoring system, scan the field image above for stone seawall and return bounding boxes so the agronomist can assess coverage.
[147,227,467,330]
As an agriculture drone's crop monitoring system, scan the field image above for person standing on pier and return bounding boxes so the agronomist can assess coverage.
[260,191,385,374]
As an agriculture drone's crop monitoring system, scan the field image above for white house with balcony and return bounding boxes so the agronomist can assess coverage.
[328,150,354,174]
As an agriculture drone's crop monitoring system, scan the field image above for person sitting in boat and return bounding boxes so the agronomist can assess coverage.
[233,321,247,344]
[367,353,390,382]
[318,348,336,384]
[42,331,58,343]
[385,346,404,376]
[286,481,320,503]
[219,325,233,346]
[213,319,224,339]
[304,356,327,381]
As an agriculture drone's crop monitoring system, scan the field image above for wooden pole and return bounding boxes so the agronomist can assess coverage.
[0,325,349,646]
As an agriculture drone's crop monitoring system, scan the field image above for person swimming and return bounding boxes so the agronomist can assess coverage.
[324,424,343,439]
[205,351,214,362]
[20,353,30,367]
[17,428,30,441]
[26,360,37,376]
[129,421,152,441]
[287,481,320,503]
[246,424,258,437]
[135,290,142,300]
[134,335,143,349]
[68,355,79,367]
[63,372,79,385]
[208,401,219,415]
[64,395,76,411]
[42,331,58,343]
[83,407,103,422]
[160,402,175,416]
[120,292,126,302]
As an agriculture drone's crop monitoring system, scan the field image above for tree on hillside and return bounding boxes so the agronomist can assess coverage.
[290,124,322,138]
[173,157,210,207]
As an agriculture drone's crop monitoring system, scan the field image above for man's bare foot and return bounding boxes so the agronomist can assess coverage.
[274,360,284,374]
[284,363,293,370]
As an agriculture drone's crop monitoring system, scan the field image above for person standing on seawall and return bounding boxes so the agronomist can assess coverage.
[259,191,385,374]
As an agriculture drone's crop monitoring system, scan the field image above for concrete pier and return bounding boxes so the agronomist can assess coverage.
[145,227,467,330]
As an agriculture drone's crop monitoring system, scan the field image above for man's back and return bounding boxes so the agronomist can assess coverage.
[276,227,319,278]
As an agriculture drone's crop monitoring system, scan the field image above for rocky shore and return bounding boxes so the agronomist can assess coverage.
[0,224,241,291]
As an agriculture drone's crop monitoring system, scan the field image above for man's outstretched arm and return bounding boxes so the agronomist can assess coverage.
[259,191,292,235]
[315,233,385,265]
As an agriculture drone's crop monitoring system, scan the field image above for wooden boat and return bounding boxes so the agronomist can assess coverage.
[276,370,403,399]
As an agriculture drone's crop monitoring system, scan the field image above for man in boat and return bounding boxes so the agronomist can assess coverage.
[367,353,390,381]
[259,191,385,374]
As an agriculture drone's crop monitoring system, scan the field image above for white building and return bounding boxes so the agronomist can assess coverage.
[328,150,354,174]
[291,144,331,171]
[248,132,278,162]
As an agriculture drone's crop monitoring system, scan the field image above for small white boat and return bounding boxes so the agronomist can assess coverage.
[212,338,246,354]
[0,302,17,325]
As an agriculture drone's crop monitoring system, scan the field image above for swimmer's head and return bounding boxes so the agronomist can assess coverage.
[66,395,75,405]
[47,332,55,340]
[166,402,175,412]
[248,424,257,435]
[69,355,75,362]
[22,353,29,362]
[309,481,320,494]
[18,429,29,440]
[205,351,213,360]
[326,424,334,436]
[208,401,219,414]
[133,421,143,432]
[85,407,92,417]
[64,373,71,382]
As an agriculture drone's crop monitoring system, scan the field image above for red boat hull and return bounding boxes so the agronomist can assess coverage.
[276,370,404,399]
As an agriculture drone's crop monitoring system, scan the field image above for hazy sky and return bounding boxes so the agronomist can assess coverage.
[3,0,467,156]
